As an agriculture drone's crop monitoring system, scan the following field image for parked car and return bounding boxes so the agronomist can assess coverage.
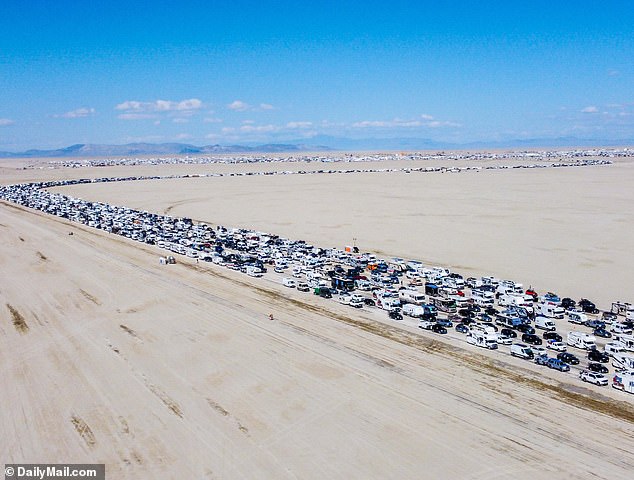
[557,352,580,365]
[496,334,513,345]
[543,331,562,342]
[481,322,498,332]
[585,319,605,329]
[579,370,608,386]
[297,282,310,292]
[578,298,599,314]
[363,298,376,306]
[455,323,470,334]
[516,324,535,335]
[522,333,542,345]
[535,354,550,366]
[388,309,403,320]
[531,346,548,358]
[431,324,448,334]
[436,318,453,328]
[547,358,570,372]
[587,362,609,374]
[485,306,499,316]
[547,340,567,352]
[594,328,612,338]
[560,297,576,310]
[500,328,517,338]
[588,349,609,363]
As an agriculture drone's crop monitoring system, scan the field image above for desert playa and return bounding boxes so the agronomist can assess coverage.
[1,154,634,479]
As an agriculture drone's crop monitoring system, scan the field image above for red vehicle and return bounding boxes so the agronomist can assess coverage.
[525,287,538,300]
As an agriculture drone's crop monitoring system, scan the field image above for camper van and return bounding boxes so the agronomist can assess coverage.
[612,371,634,394]
[614,334,634,352]
[539,302,565,319]
[495,313,523,329]
[566,310,587,325]
[612,353,634,371]
[611,322,633,335]
[467,330,498,350]
[471,289,495,307]
[398,289,426,306]
[567,331,597,350]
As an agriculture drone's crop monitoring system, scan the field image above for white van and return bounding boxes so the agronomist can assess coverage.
[511,343,534,360]
[535,316,557,331]
[398,289,426,305]
[471,289,495,306]
[611,323,633,335]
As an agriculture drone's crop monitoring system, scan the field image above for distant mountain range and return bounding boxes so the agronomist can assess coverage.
[0,142,333,158]
[1,137,632,158]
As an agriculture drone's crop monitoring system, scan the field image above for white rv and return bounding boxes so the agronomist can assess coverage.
[567,331,597,350]
[612,371,634,394]
[614,334,634,352]
[612,353,634,371]
[539,302,565,319]
[398,289,426,305]
[466,330,498,350]
[471,289,495,307]
[611,322,633,335]
[402,304,425,318]
[566,310,587,325]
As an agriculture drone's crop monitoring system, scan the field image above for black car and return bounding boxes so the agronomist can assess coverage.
[388,309,403,320]
[436,318,453,328]
[431,324,447,334]
[500,328,517,338]
[560,297,576,310]
[458,308,477,319]
[588,362,609,374]
[363,298,376,307]
[485,306,499,316]
[543,331,562,342]
[578,298,599,314]
[558,352,580,365]
[455,323,470,333]
[588,349,609,363]
[585,319,605,329]
[594,328,612,338]
[522,333,542,345]
[516,323,536,335]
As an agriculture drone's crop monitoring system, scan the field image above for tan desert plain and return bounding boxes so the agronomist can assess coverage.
[1,153,634,479]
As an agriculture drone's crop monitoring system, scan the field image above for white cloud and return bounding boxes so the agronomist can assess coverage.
[227,100,250,111]
[259,103,275,110]
[286,121,313,129]
[115,98,203,113]
[172,118,189,124]
[581,106,599,113]
[0,118,14,126]
[54,107,95,119]
[175,133,192,140]
[117,113,157,120]
[352,116,460,129]
[242,119,255,124]
[203,117,223,123]
[239,124,278,133]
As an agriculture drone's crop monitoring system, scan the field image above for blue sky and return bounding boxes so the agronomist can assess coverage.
[1,1,633,150]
